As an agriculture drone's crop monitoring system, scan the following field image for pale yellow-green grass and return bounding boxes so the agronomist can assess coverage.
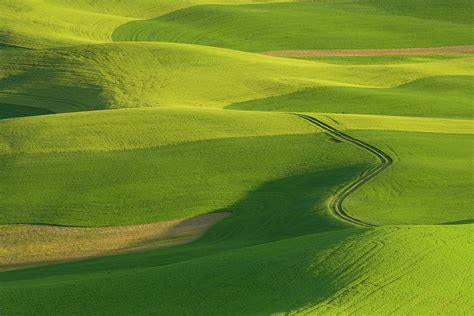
[317,113,474,134]
[0,0,295,48]
[1,42,472,113]
[0,212,230,271]
[0,107,317,155]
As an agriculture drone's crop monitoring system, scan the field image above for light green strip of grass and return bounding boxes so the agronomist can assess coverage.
[0,107,317,155]
[230,75,474,119]
[319,113,474,135]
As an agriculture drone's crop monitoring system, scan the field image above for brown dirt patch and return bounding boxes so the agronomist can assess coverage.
[262,45,474,56]
[0,212,230,271]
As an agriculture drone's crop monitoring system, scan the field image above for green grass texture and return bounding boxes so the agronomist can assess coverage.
[113,1,474,51]
[230,75,474,119]
[0,0,473,314]
[0,108,372,227]
[346,131,474,225]
[1,225,472,314]
[1,43,472,115]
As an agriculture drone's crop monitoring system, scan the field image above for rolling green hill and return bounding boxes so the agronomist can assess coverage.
[113,1,474,51]
[231,75,474,119]
[0,0,473,314]
[1,225,472,314]
[0,0,293,49]
[0,108,372,227]
[1,42,472,116]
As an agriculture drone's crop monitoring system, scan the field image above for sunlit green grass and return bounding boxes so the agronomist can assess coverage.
[1,225,472,314]
[113,1,474,51]
[231,76,474,119]
[0,108,372,226]
[1,43,471,116]
[1,0,473,314]
[345,131,474,225]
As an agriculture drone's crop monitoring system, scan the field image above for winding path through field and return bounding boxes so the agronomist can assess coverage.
[298,114,393,227]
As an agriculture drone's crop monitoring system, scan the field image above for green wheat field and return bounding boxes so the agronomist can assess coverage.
[0,0,473,314]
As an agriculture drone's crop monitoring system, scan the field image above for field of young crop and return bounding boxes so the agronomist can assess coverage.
[0,0,473,314]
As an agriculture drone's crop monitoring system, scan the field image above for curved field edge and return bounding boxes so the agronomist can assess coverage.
[0,212,230,271]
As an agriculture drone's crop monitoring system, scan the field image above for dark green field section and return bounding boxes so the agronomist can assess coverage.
[0,133,372,228]
[230,76,474,119]
[113,1,474,51]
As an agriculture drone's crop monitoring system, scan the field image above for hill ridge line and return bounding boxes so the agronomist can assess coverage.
[297,114,393,227]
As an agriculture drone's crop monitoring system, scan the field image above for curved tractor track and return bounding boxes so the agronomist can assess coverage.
[297,114,393,227]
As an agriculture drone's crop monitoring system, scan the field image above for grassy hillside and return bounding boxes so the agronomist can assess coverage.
[0,108,372,226]
[346,131,474,225]
[231,75,474,119]
[113,1,474,51]
[1,42,471,116]
[1,225,472,314]
[0,0,292,49]
[0,107,317,154]
[1,0,473,314]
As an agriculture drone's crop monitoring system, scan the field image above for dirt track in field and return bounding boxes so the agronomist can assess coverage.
[262,45,474,56]
[298,114,393,227]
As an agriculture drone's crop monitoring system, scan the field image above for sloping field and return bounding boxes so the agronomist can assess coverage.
[0,0,293,49]
[0,212,230,271]
[231,75,474,118]
[113,1,474,51]
[0,107,318,154]
[0,108,373,227]
[345,130,474,225]
[1,42,472,115]
[0,0,473,314]
[1,226,472,314]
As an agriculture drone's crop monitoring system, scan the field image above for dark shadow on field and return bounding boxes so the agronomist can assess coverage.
[200,165,363,243]
[0,102,54,120]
